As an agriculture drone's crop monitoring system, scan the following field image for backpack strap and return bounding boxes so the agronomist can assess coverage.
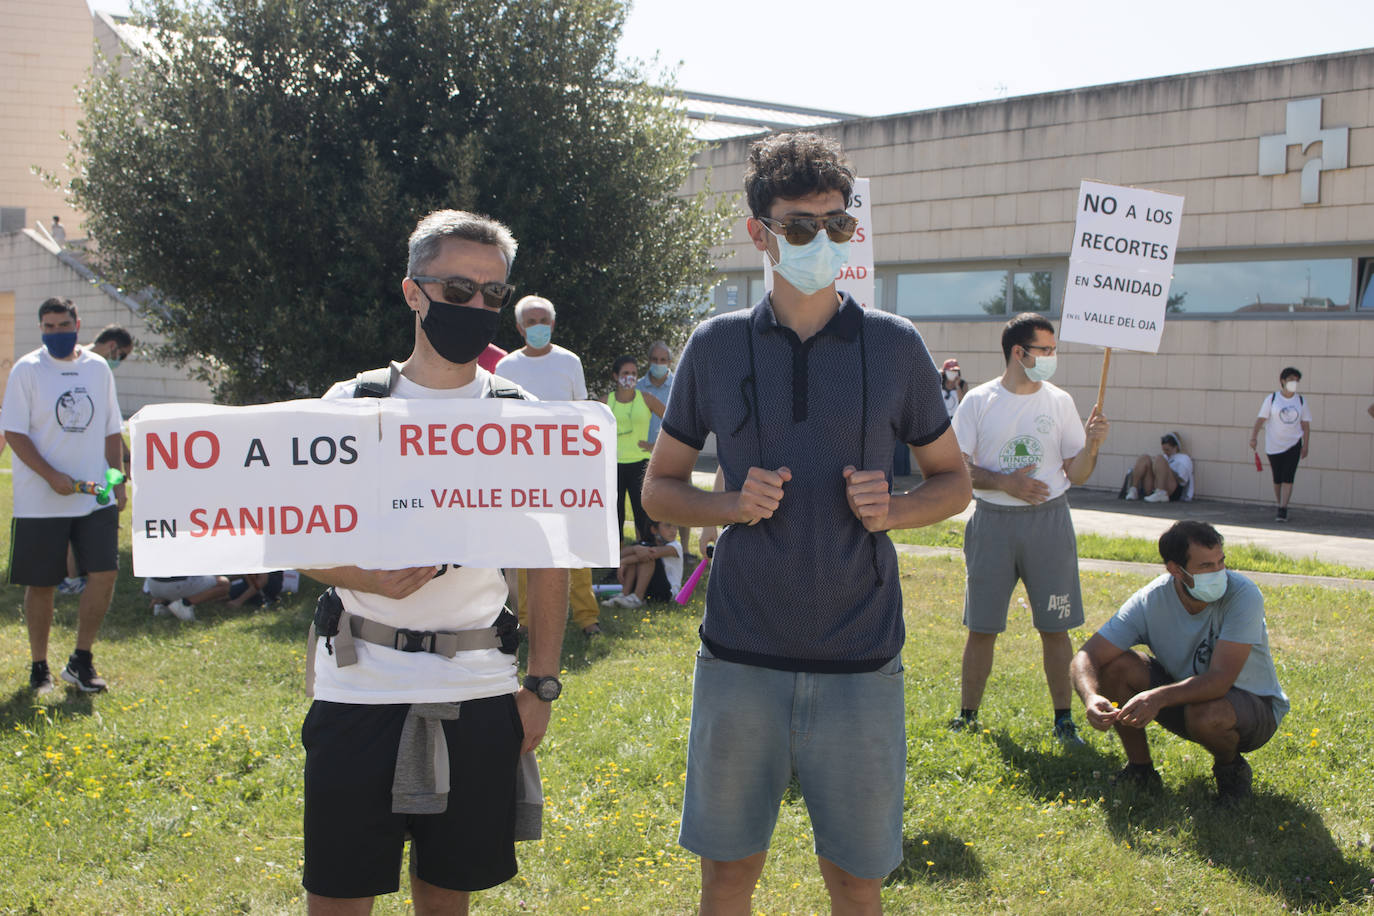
[484,373,527,400]
[353,365,398,398]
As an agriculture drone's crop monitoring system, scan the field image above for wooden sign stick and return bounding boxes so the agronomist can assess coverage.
[1093,347,1112,415]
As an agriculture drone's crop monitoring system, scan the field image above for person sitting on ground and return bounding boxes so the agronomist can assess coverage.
[1126,431,1194,503]
[146,575,232,622]
[1069,520,1288,801]
[602,519,682,610]
[227,570,296,608]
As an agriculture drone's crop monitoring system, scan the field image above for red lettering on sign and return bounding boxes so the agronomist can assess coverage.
[400,425,421,455]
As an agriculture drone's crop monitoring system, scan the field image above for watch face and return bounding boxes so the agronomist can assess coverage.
[537,678,562,701]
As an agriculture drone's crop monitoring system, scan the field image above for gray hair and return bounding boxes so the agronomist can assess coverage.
[648,339,671,358]
[514,295,555,325]
[407,209,518,277]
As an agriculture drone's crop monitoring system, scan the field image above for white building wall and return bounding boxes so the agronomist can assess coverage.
[0,229,213,416]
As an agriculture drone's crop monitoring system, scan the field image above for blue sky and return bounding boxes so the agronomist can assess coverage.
[89,0,1370,117]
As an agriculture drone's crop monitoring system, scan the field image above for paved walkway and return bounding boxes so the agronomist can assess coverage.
[692,462,1373,585]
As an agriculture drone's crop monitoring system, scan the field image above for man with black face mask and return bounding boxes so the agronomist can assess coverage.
[2,297,126,696]
[302,210,570,913]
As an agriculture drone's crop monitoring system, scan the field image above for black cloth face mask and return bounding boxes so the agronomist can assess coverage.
[415,287,500,366]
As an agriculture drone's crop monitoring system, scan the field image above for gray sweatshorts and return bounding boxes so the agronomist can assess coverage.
[146,576,220,601]
[962,495,1084,634]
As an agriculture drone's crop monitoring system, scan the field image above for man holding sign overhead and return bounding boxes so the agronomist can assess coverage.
[950,314,1109,744]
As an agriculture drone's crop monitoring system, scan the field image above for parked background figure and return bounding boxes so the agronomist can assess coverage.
[496,296,603,637]
[1126,431,1194,503]
[638,340,694,557]
[1249,367,1311,522]
[48,215,66,246]
[940,358,968,418]
[607,355,663,543]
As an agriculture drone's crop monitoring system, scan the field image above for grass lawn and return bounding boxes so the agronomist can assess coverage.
[1,488,1372,913]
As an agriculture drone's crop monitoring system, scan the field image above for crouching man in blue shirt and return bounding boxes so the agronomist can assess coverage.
[1071,520,1289,801]
[643,132,971,915]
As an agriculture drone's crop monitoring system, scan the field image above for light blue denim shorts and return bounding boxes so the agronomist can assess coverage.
[678,644,906,880]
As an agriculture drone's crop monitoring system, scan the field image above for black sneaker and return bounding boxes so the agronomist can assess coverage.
[29,660,55,696]
[60,652,108,693]
[1053,719,1087,746]
[1213,755,1252,801]
[1276,506,1288,522]
[947,715,980,733]
[1111,763,1163,793]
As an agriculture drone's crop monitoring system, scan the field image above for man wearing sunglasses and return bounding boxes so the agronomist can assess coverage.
[948,313,1109,746]
[643,133,970,914]
[302,210,569,915]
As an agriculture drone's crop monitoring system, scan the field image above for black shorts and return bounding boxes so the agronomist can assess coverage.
[1268,441,1303,485]
[8,507,119,586]
[1169,481,1186,502]
[645,558,671,602]
[301,695,524,899]
[1147,658,1278,753]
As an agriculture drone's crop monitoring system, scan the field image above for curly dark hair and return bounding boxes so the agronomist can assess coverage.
[744,132,854,218]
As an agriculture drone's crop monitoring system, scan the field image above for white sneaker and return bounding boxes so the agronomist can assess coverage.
[1124,486,1139,500]
[600,593,626,608]
[152,602,169,617]
[166,598,196,621]
[1143,489,1170,503]
[620,594,644,609]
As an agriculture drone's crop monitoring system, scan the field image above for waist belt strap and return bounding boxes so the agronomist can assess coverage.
[332,609,503,669]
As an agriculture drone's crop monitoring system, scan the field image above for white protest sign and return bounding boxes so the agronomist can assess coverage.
[130,398,619,576]
[1059,180,1185,353]
[764,177,874,308]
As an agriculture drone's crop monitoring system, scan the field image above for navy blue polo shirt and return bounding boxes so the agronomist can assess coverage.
[661,294,950,672]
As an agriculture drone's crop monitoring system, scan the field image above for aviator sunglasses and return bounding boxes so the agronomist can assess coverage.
[409,275,516,309]
[758,212,859,246]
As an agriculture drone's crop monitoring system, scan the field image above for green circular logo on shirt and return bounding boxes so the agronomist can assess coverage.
[999,436,1043,471]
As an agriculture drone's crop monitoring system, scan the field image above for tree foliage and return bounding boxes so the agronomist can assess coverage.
[68,0,734,403]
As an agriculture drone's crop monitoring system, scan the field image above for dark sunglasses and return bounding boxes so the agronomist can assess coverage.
[409,275,515,309]
[759,213,859,246]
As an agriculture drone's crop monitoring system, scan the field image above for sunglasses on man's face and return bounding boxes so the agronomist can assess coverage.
[759,213,859,246]
[409,275,515,310]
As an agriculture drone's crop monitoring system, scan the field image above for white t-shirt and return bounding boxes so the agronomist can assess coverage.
[1257,391,1311,454]
[940,386,960,417]
[312,367,518,704]
[1,347,122,518]
[952,378,1086,507]
[661,539,683,595]
[1166,452,1195,501]
[494,345,587,401]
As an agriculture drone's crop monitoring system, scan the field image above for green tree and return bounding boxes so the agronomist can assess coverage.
[66,0,733,403]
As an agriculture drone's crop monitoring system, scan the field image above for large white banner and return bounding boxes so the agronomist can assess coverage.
[1059,180,1185,353]
[765,177,875,308]
[129,398,619,576]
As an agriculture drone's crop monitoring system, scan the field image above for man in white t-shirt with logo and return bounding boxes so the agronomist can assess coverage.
[3,298,126,696]
[495,297,602,637]
[949,314,1109,744]
[302,211,569,913]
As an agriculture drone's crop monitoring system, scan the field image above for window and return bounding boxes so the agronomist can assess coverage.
[895,270,1008,318]
[1169,258,1354,314]
[893,269,1053,317]
[1358,258,1374,311]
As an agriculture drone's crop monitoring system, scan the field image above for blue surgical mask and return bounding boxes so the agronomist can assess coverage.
[1021,352,1057,383]
[106,355,123,369]
[1185,569,1228,604]
[765,226,849,295]
[524,324,552,349]
[648,363,669,381]
[42,331,78,359]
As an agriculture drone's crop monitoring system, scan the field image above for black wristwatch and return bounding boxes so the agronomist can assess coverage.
[523,675,563,702]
